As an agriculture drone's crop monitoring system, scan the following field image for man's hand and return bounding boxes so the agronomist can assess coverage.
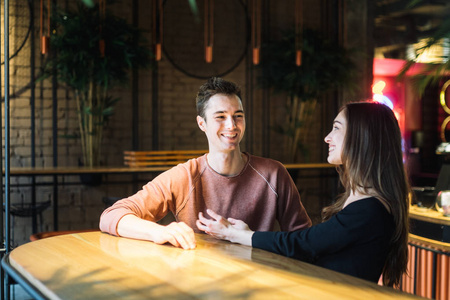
[117,215,196,250]
[152,222,197,250]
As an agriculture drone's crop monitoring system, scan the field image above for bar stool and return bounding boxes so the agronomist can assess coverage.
[3,200,51,246]
[29,196,121,241]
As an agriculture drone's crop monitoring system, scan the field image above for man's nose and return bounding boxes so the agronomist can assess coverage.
[225,117,236,129]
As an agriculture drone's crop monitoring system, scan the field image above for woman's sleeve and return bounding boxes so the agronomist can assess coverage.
[253,205,370,262]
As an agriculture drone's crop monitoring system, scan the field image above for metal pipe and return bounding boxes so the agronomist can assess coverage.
[3,0,11,298]
[51,0,58,231]
[30,0,37,235]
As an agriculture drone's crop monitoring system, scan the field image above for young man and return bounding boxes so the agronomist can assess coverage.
[99,77,311,249]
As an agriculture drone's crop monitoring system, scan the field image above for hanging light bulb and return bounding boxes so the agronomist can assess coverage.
[204,0,214,63]
[153,0,163,61]
[252,0,261,65]
[40,0,50,54]
[295,0,303,66]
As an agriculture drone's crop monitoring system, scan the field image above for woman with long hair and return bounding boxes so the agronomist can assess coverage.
[197,101,410,286]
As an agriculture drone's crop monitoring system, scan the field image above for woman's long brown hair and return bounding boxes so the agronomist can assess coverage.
[322,102,410,287]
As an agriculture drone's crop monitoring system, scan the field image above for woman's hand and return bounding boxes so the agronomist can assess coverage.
[196,209,254,246]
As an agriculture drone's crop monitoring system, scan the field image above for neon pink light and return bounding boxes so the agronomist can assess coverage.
[372,80,394,110]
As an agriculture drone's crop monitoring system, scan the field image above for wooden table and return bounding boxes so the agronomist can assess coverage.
[2,231,420,299]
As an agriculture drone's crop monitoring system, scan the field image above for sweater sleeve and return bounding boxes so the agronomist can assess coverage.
[99,164,191,236]
[252,200,378,262]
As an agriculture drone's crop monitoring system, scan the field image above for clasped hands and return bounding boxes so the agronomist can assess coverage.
[196,209,254,246]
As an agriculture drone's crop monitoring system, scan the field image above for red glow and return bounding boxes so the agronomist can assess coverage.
[372,64,405,144]
[373,58,431,76]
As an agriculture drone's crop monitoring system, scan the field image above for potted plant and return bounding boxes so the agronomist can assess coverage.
[258,28,358,162]
[398,23,450,94]
[396,0,450,93]
[43,3,151,167]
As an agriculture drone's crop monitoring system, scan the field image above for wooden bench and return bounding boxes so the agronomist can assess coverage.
[124,150,208,167]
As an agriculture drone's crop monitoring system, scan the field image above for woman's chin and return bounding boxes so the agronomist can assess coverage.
[327,157,341,165]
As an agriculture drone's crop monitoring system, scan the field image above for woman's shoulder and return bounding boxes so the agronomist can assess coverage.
[341,197,393,223]
[344,197,387,211]
[327,198,393,237]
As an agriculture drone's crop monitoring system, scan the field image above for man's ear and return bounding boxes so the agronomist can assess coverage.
[197,115,206,132]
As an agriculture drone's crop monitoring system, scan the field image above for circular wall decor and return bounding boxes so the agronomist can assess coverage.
[163,0,248,79]
[1,0,32,65]
[440,79,450,142]
[1,0,33,99]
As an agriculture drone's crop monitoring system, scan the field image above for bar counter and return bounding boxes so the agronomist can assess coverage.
[409,205,450,245]
[2,232,419,300]
[403,206,450,299]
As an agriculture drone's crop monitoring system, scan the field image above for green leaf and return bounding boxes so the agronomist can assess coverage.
[188,0,201,23]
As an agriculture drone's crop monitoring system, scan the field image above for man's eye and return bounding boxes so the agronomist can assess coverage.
[216,116,225,119]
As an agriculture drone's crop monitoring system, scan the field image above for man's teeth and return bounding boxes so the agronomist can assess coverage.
[223,134,237,138]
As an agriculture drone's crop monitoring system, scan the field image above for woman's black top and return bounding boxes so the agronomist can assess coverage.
[252,197,394,282]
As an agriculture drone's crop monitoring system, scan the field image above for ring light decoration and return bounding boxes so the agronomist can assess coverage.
[441,117,450,142]
[162,0,248,79]
[440,79,450,114]
[440,79,450,142]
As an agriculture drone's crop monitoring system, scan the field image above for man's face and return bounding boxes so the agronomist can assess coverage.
[197,94,245,153]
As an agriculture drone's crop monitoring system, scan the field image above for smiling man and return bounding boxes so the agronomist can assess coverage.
[99,77,311,249]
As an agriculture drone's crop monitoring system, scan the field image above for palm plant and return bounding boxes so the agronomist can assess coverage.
[398,1,450,94]
[258,28,358,162]
[44,3,151,167]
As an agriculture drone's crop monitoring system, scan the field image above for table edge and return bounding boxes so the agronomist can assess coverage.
[1,253,48,300]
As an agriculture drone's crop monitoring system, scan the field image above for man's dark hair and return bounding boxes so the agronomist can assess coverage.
[196,77,242,119]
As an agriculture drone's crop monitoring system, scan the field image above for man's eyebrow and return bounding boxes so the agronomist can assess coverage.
[213,110,245,114]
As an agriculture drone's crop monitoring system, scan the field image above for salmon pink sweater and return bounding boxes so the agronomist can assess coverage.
[99,153,311,235]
